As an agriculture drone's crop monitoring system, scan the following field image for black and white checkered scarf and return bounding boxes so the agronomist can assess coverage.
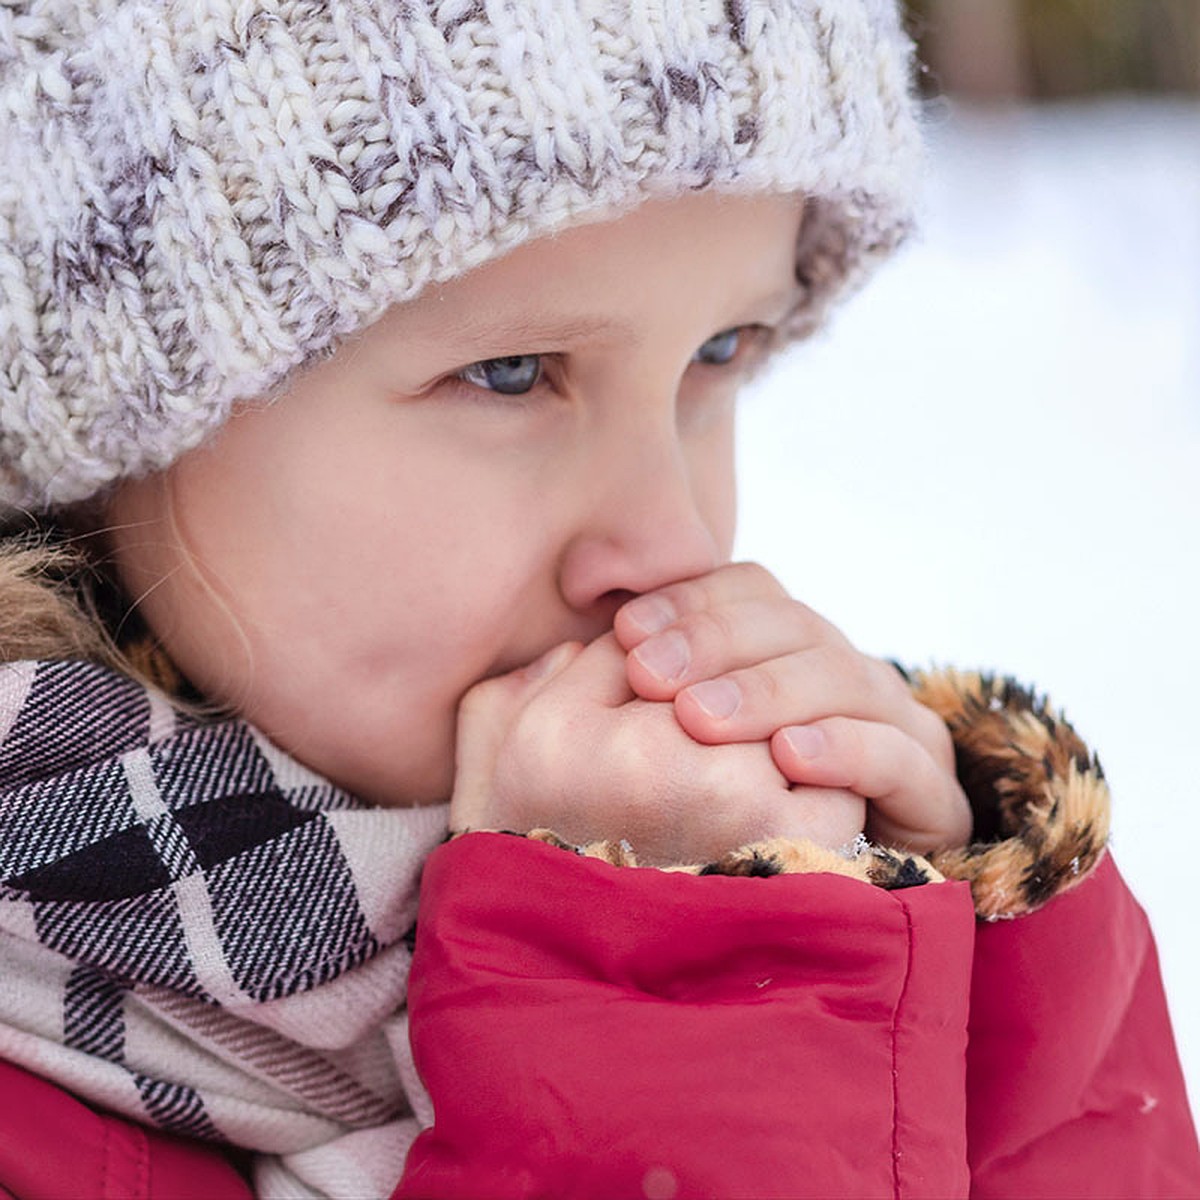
[0,658,449,1198]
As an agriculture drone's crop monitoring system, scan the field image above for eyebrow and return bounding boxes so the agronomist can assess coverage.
[432,283,804,353]
[436,311,643,352]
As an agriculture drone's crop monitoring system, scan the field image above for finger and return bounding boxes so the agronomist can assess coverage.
[671,643,926,746]
[614,561,793,646]
[770,718,972,855]
[536,629,637,709]
[624,596,836,700]
[451,642,583,827]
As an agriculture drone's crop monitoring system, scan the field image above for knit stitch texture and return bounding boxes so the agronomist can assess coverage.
[0,0,922,508]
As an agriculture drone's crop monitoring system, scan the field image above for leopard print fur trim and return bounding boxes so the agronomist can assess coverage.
[909,667,1110,920]
[521,829,943,892]
[501,668,1110,920]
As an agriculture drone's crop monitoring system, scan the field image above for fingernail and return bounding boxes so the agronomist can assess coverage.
[632,631,690,681]
[686,679,741,720]
[623,595,676,637]
[782,725,826,757]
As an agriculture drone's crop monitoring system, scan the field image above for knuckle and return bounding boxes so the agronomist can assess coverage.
[757,662,786,708]
[683,605,736,656]
[808,641,860,691]
[457,673,508,719]
[646,577,700,621]
[783,595,820,629]
[883,662,916,705]
[730,560,784,597]
[846,648,878,693]
[817,716,863,771]
[815,713,851,744]
[873,656,913,700]
[735,660,783,711]
[774,592,840,643]
[742,595,820,644]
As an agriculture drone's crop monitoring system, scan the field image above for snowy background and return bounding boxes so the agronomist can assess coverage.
[735,100,1199,1109]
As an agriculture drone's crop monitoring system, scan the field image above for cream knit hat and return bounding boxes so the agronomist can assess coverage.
[0,0,922,510]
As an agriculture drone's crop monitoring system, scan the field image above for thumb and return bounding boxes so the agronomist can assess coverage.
[450,642,583,829]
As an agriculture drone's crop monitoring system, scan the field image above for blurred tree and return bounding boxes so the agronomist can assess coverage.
[905,0,1200,100]
[909,0,1030,99]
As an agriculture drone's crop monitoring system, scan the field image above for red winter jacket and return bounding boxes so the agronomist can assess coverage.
[2,672,1198,1198]
[395,836,1199,1199]
[0,1057,252,1199]
[4,842,1196,1199]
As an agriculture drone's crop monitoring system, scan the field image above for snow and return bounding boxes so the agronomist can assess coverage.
[734,98,1200,1109]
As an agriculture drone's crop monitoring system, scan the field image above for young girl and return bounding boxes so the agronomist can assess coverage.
[0,1,1196,1197]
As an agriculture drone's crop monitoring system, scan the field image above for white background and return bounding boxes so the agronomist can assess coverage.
[735,99,1199,1110]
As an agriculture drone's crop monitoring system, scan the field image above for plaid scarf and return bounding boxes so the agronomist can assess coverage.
[0,658,448,1198]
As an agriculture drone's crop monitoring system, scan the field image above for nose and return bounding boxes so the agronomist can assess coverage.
[557,430,727,615]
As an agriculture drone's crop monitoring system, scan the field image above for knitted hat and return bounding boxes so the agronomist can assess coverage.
[0,0,922,510]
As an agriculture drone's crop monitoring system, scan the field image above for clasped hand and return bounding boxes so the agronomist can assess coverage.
[451,563,971,866]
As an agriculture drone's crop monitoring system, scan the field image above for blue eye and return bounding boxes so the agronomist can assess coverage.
[692,328,741,366]
[459,355,543,395]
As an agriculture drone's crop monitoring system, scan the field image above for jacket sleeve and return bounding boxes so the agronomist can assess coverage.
[912,669,1200,1197]
[395,669,1199,1200]
[0,1059,253,1200]
[965,855,1200,1197]
[395,832,978,1200]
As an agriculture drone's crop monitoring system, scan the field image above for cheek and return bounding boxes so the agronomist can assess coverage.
[689,411,739,560]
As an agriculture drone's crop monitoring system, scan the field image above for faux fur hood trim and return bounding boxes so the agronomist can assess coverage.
[914,668,1111,920]
[502,668,1111,921]
[521,828,944,893]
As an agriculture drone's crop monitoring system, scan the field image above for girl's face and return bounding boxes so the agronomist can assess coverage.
[107,192,805,806]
